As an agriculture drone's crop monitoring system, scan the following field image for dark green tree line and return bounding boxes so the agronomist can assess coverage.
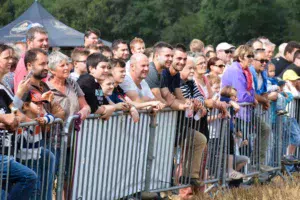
[0,0,299,46]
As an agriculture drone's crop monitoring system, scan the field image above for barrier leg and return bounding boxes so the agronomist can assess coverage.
[144,114,157,191]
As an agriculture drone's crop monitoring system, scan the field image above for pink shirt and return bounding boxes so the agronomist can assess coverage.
[14,53,26,94]
[13,53,48,94]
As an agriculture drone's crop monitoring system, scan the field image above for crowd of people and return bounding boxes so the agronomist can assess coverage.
[0,24,300,199]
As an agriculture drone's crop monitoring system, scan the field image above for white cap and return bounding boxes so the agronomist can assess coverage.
[216,42,235,51]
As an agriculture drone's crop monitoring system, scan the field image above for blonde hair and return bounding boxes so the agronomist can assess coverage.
[233,45,253,62]
[189,39,204,52]
[208,74,221,86]
[130,37,145,50]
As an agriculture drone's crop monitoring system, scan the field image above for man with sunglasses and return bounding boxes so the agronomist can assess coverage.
[250,50,278,108]
[216,42,235,67]
[249,50,274,172]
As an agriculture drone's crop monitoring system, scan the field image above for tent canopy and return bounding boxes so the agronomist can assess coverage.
[0,1,111,47]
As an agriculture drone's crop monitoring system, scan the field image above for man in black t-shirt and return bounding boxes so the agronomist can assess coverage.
[77,53,115,119]
[279,50,300,78]
[272,41,300,76]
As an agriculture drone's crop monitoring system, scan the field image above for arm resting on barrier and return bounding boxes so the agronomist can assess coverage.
[160,87,188,110]
[77,96,91,120]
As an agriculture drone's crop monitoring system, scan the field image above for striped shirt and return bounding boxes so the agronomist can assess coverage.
[180,79,205,104]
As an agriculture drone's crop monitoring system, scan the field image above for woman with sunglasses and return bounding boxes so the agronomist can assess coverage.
[207,57,226,77]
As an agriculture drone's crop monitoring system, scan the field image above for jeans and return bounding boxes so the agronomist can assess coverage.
[0,155,37,200]
[19,148,55,200]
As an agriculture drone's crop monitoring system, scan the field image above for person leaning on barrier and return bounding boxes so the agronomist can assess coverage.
[222,45,272,172]
[145,42,191,110]
[119,53,165,111]
[23,48,66,120]
[148,43,207,187]
[77,53,115,120]
[107,59,140,121]
[47,51,91,120]
[0,44,38,200]
[250,49,277,110]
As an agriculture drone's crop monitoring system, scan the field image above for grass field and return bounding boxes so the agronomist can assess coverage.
[168,173,300,200]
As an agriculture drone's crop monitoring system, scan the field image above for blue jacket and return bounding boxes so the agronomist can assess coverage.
[249,66,268,95]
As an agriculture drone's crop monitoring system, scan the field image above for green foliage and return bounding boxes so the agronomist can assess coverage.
[0,0,299,47]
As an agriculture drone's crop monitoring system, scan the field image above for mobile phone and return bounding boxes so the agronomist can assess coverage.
[24,70,33,80]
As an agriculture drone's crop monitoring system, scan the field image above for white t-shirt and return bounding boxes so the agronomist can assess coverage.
[69,72,80,82]
[120,74,155,99]
[125,60,131,73]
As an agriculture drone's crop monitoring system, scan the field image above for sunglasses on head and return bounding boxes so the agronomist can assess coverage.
[254,59,269,64]
[224,50,233,54]
[255,48,265,51]
[246,54,254,59]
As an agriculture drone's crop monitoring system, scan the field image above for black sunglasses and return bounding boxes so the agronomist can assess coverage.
[254,59,269,64]
[224,50,233,54]
[255,48,265,51]
[246,54,254,59]
[216,64,225,68]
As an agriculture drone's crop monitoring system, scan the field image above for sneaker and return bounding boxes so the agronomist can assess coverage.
[179,176,204,187]
[260,165,274,172]
[228,170,245,180]
[276,110,288,116]
[282,155,300,164]
[140,192,158,199]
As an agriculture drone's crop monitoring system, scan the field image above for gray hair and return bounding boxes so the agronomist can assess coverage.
[263,41,276,49]
[48,51,69,71]
[187,51,206,60]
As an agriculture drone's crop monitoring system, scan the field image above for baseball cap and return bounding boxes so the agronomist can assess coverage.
[216,42,235,51]
[283,70,300,81]
[23,90,49,103]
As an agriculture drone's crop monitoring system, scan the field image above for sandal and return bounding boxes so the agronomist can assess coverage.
[229,170,245,180]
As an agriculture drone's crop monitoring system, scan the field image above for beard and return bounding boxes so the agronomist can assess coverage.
[33,70,48,80]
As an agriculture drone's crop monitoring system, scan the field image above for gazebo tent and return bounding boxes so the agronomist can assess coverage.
[0,1,111,47]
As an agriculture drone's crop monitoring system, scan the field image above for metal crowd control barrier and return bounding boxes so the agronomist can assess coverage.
[64,109,200,199]
[282,98,300,176]
[206,108,228,192]
[0,118,65,200]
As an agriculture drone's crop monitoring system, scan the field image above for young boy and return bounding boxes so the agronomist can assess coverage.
[69,48,90,81]
[77,53,115,120]
[107,59,139,122]
[18,90,56,200]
